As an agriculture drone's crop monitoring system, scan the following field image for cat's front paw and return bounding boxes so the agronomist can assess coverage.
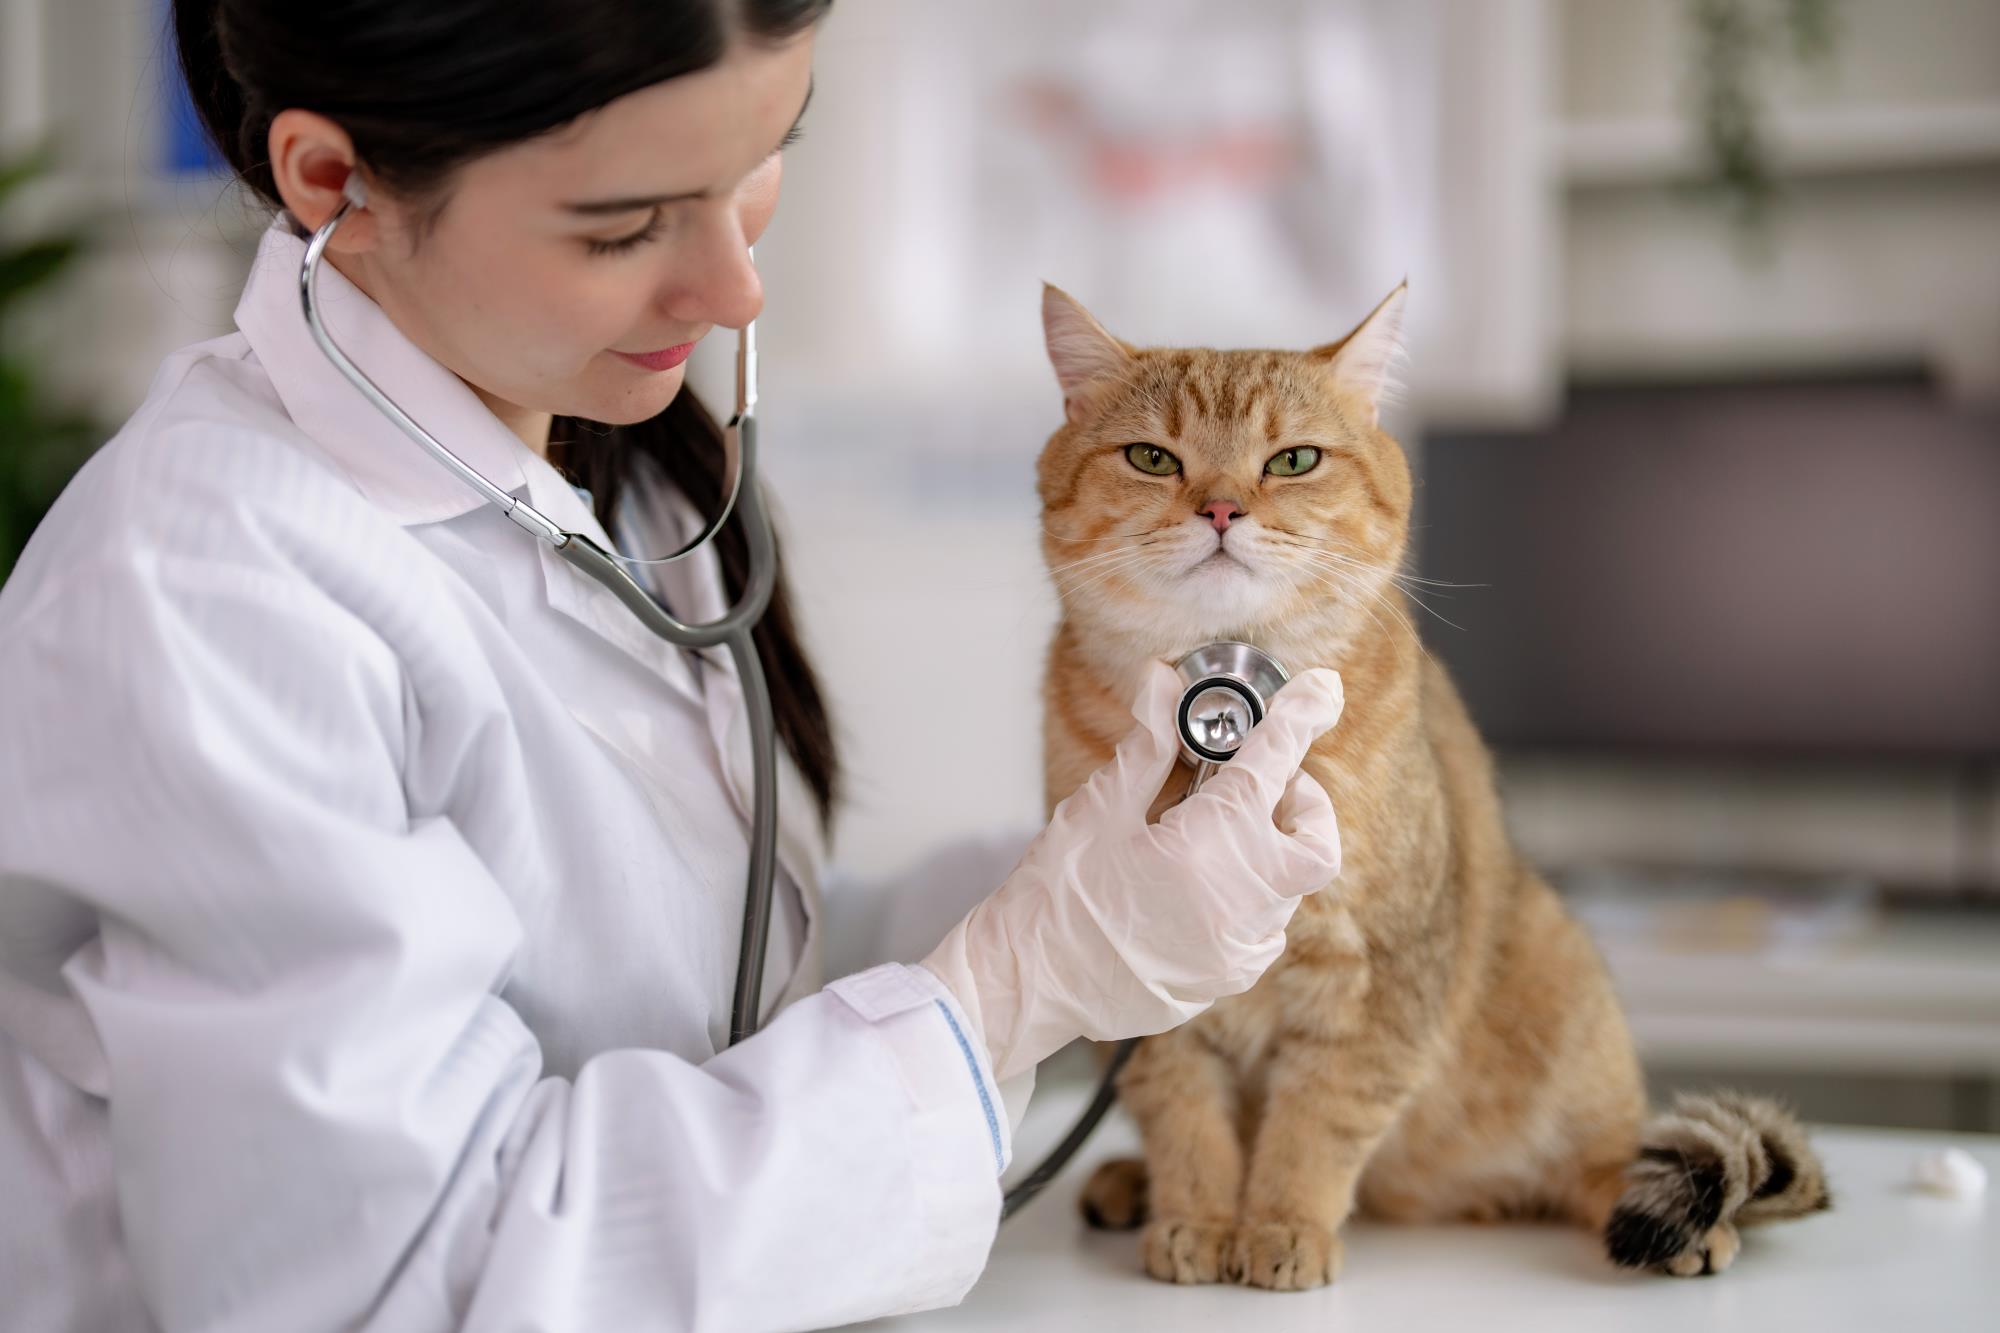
[1140,1216,1239,1285]
[1233,1220,1342,1291]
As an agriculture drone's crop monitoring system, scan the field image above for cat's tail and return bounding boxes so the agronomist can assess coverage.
[1604,1090,1832,1276]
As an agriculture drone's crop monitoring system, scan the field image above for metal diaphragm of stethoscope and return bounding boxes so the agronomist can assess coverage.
[300,174,781,1045]
[1173,641,1291,791]
[1000,641,1289,1220]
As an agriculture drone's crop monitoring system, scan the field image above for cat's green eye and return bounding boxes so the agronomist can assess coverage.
[1265,445,1322,478]
[1125,443,1182,477]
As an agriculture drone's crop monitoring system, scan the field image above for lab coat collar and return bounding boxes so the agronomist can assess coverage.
[234,215,533,529]
[233,216,693,696]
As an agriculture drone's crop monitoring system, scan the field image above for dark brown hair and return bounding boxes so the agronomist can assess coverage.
[172,0,841,828]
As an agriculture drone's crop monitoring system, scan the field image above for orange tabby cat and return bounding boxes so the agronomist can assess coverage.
[1035,283,1829,1289]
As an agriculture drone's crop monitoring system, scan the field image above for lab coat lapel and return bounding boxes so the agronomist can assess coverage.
[234,215,705,708]
[526,466,824,1003]
[517,463,708,710]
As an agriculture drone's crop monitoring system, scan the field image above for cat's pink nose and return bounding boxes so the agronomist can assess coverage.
[1201,499,1244,532]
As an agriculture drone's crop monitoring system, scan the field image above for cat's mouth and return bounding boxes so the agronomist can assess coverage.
[1188,548,1251,573]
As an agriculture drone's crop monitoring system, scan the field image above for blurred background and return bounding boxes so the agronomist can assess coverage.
[2,0,1996,1133]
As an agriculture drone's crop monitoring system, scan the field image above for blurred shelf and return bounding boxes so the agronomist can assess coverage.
[1600,910,2000,1076]
[1554,101,2000,187]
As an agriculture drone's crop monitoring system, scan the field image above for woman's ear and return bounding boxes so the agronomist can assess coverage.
[267,109,379,251]
[1042,283,1133,423]
[1309,281,1408,427]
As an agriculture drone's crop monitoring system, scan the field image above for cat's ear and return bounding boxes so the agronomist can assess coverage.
[1042,283,1133,423]
[1308,281,1408,426]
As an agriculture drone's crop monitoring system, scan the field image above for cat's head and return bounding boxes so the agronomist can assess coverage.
[1035,283,1412,660]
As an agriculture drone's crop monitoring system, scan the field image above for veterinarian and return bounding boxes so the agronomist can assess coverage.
[0,2,1346,1329]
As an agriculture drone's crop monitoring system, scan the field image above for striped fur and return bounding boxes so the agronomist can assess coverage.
[1605,1092,1832,1275]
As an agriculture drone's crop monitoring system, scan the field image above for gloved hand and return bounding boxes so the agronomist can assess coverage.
[920,659,1344,1084]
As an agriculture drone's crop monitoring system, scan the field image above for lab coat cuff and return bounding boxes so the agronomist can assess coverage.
[829,964,1013,1174]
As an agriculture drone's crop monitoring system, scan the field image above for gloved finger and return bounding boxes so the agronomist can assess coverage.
[1263,768,1342,894]
[1077,658,1181,817]
[1194,667,1344,817]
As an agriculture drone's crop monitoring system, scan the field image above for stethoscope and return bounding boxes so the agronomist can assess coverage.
[300,172,1289,1215]
[301,175,781,1045]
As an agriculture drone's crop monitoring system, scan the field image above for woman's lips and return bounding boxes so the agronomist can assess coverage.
[613,342,696,372]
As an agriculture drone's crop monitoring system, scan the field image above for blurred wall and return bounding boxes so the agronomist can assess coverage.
[1556,0,2000,398]
[5,0,1998,914]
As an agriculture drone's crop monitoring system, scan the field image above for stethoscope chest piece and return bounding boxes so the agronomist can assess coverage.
[1172,641,1289,768]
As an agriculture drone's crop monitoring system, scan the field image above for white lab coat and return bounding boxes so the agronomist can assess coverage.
[0,217,1010,1332]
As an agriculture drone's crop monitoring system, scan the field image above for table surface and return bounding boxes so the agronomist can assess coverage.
[856,1085,2000,1332]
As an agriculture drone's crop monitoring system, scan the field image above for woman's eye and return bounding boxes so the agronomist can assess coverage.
[1265,445,1322,477]
[586,209,666,257]
[1125,443,1182,476]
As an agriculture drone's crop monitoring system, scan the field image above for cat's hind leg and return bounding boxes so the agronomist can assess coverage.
[1078,1157,1148,1231]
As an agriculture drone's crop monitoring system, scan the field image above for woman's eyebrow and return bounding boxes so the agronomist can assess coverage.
[561,78,814,216]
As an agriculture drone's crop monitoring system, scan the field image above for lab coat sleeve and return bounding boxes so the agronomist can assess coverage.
[0,435,1003,1332]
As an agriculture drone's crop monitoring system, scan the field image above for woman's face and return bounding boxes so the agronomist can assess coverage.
[323,34,814,446]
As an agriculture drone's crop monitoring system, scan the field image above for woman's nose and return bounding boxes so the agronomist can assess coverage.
[661,210,763,332]
[1201,499,1244,532]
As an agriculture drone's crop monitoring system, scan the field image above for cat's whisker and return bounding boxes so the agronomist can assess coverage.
[1359,571,1466,632]
[1042,523,1169,543]
[1292,554,1440,662]
[1053,553,1152,591]
[1282,547,1464,631]
[1060,567,1154,605]
[1045,539,1164,577]
[1300,565,1400,649]
[1381,570,1462,598]
[1394,573,1481,590]
[1397,589,1465,632]
[1263,529,1483,589]
[1055,550,1167,602]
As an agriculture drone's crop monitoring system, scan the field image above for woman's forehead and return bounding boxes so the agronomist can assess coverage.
[472,35,815,205]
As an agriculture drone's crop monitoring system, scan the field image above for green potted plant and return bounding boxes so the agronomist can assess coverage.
[0,148,103,586]
[1686,0,1840,235]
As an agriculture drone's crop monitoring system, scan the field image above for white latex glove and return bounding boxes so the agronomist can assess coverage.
[921,659,1344,1084]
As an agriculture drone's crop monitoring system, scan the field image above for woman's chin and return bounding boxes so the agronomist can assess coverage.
[587,362,690,424]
